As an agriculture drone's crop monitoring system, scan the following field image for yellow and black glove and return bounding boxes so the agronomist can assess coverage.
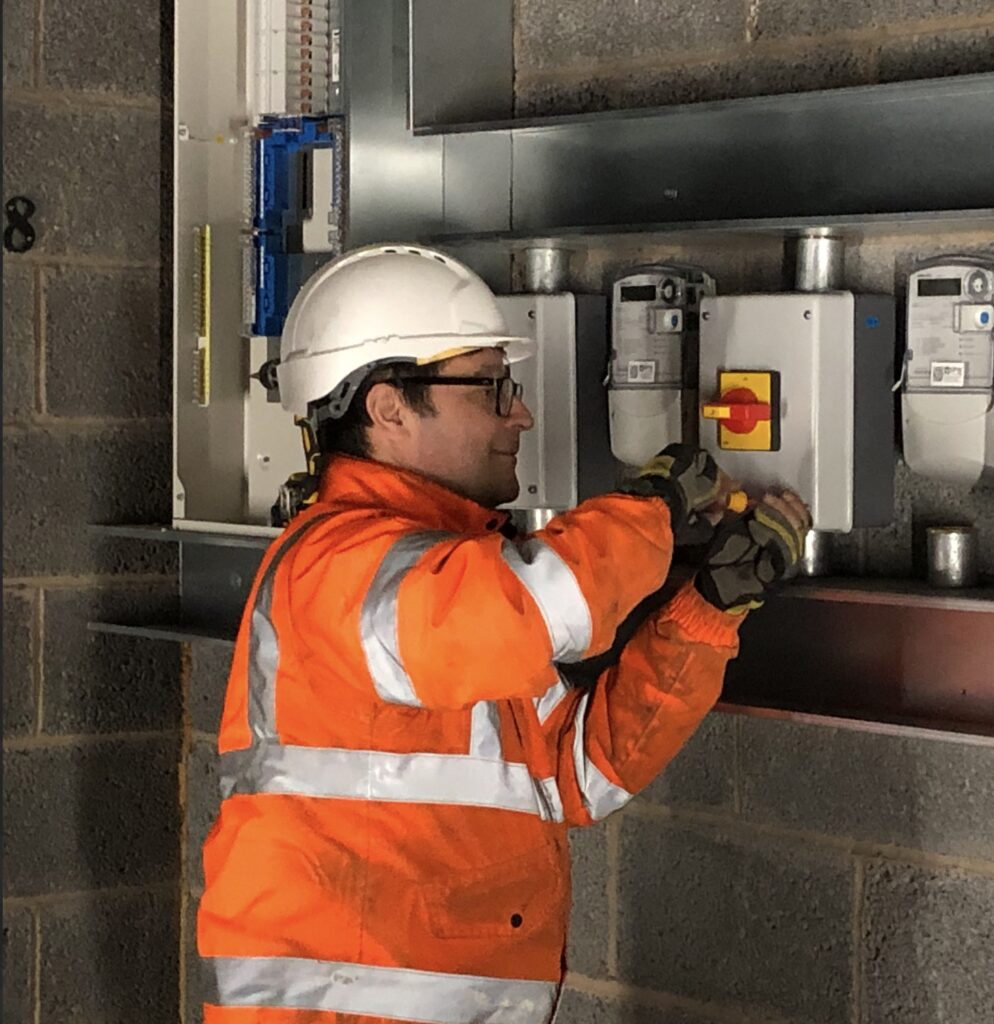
[694,501,807,614]
[624,443,722,546]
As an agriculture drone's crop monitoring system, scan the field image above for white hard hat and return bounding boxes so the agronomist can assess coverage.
[278,243,534,417]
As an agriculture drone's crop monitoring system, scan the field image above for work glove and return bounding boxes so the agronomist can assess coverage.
[624,443,722,546]
[694,499,809,614]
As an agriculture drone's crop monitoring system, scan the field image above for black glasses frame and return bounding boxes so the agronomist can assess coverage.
[395,375,523,417]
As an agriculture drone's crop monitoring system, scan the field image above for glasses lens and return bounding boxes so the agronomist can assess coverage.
[497,377,515,416]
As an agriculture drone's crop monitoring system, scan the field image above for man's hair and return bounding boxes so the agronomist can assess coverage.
[315,361,439,458]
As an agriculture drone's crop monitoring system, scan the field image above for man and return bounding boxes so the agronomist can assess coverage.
[198,245,810,1023]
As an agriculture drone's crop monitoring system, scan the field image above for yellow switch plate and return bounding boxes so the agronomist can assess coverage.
[714,370,780,451]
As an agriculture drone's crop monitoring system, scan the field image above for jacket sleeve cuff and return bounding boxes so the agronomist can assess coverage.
[658,580,744,648]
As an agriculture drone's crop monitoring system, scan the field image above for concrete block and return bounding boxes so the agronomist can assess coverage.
[2,101,160,262]
[42,585,180,735]
[2,903,34,1023]
[45,266,168,418]
[556,987,712,1024]
[616,817,852,1023]
[2,259,35,421]
[2,0,34,88]
[516,45,868,115]
[515,0,744,73]
[878,26,994,82]
[185,894,205,1024]
[638,711,735,811]
[188,640,233,736]
[861,862,994,1024]
[3,736,179,897]
[2,424,176,578]
[568,820,611,978]
[186,739,220,890]
[3,589,35,737]
[43,0,161,97]
[39,888,179,1024]
[755,1,994,40]
[738,716,994,860]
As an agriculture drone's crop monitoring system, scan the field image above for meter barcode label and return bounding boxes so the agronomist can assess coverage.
[627,360,657,384]
[930,361,966,387]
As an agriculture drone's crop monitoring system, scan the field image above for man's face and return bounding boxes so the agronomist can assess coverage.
[379,348,534,508]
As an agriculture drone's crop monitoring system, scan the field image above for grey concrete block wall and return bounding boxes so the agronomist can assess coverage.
[39,888,179,1024]
[738,716,994,860]
[558,711,994,1022]
[2,1,181,1021]
[617,818,853,1023]
[43,0,162,98]
[181,641,234,1024]
[45,266,169,418]
[515,0,994,113]
[3,737,179,897]
[860,862,994,1024]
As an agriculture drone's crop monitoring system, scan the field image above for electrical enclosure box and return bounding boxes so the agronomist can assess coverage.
[698,292,896,532]
[902,258,994,486]
[499,294,615,509]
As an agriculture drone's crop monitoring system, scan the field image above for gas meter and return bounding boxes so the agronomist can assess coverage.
[607,265,715,466]
[902,257,994,486]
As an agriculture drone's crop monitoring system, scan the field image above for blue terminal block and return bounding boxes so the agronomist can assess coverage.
[251,116,344,338]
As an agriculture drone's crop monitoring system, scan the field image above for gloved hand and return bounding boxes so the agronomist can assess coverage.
[624,443,722,545]
[694,491,811,613]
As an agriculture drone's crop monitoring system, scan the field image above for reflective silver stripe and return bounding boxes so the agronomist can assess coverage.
[209,955,558,1023]
[248,513,337,740]
[360,531,453,706]
[533,675,570,726]
[221,744,564,822]
[469,701,502,758]
[571,692,633,822]
[501,538,592,663]
[534,776,564,823]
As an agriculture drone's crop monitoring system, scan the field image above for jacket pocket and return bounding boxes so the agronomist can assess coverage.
[422,843,565,939]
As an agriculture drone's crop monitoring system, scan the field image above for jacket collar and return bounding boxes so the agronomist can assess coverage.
[317,455,511,536]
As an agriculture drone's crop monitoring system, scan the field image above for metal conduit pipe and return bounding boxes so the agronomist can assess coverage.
[793,233,845,576]
[522,246,572,294]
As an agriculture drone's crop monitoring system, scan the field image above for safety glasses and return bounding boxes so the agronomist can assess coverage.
[397,375,523,417]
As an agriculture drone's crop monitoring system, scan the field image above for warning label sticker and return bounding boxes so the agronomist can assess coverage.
[929,361,966,387]
[627,360,657,384]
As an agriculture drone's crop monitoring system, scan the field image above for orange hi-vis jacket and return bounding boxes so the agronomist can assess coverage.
[198,455,742,1024]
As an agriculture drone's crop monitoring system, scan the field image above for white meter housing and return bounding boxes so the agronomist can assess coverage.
[902,258,994,486]
[607,265,716,465]
[699,292,895,532]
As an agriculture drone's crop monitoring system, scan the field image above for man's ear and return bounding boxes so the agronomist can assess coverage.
[365,381,408,433]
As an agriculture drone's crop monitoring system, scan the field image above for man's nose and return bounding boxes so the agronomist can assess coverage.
[508,396,534,431]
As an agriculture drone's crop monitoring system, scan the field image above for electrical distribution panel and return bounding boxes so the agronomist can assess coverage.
[174,0,342,532]
[698,293,896,532]
[902,257,994,486]
[607,264,715,465]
